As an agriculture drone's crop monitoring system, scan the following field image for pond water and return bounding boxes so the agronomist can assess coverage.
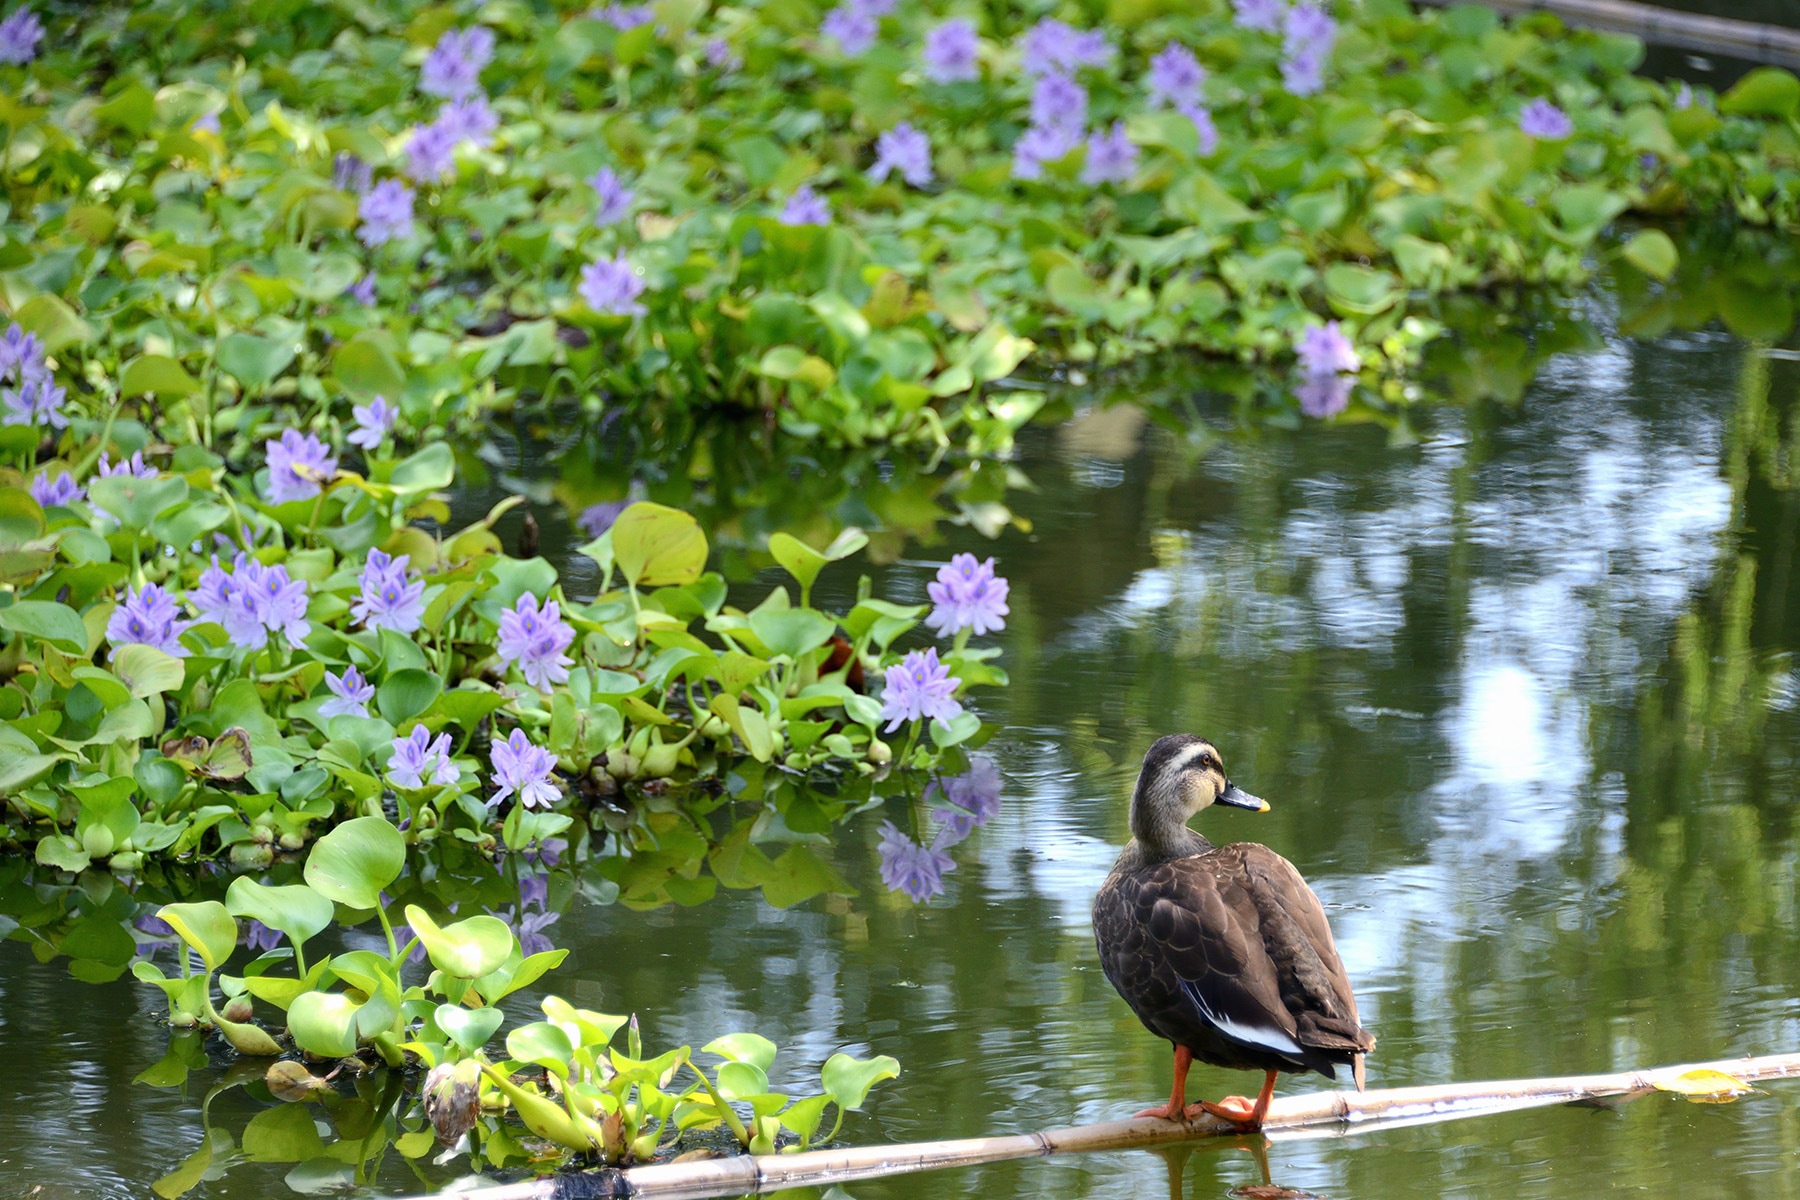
[5,257,1800,1200]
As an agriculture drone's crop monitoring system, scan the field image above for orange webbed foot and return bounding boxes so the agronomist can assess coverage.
[1195,1095,1263,1128]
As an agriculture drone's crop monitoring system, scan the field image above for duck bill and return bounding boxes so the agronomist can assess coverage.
[1218,783,1269,812]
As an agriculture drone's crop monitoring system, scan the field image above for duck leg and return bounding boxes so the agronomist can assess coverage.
[1133,1045,1194,1120]
[1195,1069,1279,1129]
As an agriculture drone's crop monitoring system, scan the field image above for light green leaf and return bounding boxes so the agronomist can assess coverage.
[612,502,708,587]
[158,901,237,972]
[302,815,404,910]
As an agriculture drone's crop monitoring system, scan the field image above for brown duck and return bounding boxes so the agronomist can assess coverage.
[1092,733,1373,1128]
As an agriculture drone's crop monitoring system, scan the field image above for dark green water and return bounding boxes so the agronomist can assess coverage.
[6,273,1800,1198]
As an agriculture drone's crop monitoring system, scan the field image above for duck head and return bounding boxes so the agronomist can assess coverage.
[1129,733,1267,848]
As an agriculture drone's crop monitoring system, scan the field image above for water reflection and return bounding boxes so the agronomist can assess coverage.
[6,255,1800,1197]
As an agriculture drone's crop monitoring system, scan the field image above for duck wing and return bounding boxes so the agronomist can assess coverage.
[1121,844,1371,1079]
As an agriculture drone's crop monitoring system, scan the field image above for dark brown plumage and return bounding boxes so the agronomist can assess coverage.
[1093,733,1373,1127]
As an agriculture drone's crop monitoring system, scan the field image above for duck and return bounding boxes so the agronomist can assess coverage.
[1092,733,1373,1129]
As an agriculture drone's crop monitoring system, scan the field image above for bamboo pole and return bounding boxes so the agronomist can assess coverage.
[433,1051,1800,1200]
[1415,0,1800,69]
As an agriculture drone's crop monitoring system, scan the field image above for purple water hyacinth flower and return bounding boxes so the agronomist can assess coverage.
[592,2,654,29]
[2,377,67,428]
[1148,43,1206,109]
[877,821,954,903]
[489,728,560,810]
[821,6,876,56]
[352,549,426,634]
[498,904,561,956]
[264,429,338,504]
[1280,2,1335,96]
[192,553,248,633]
[1519,98,1574,139]
[1234,0,1287,32]
[518,872,549,911]
[497,592,576,690]
[388,724,460,790]
[1673,82,1694,111]
[1017,18,1111,77]
[193,111,221,134]
[347,273,377,305]
[922,18,979,83]
[578,253,647,317]
[878,647,963,732]
[420,26,495,100]
[587,167,634,227]
[704,38,740,71]
[1296,321,1359,376]
[522,836,567,868]
[333,152,373,195]
[403,120,459,183]
[0,6,44,65]
[1012,124,1078,181]
[925,554,1010,638]
[0,323,45,384]
[1030,72,1088,135]
[437,95,498,147]
[1179,101,1221,156]
[867,122,933,188]
[357,179,416,248]
[97,451,157,479]
[320,665,375,719]
[1082,121,1138,186]
[578,499,630,538]
[779,184,831,227]
[107,583,191,658]
[242,919,283,953]
[242,559,311,645]
[1296,373,1353,418]
[348,395,398,451]
[930,754,1003,840]
[29,471,81,507]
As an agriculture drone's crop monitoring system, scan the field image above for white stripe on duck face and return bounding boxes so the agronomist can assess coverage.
[1180,979,1305,1060]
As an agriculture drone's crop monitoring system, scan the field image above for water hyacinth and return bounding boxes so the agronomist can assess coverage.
[1081,121,1138,186]
[1519,97,1574,139]
[778,184,831,227]
[243,919,283,954]
[1296,372,1353,419]
[877,821,955,903]
[587,166,634,227]
[1147,43,1205,109]
[878,647,962,731]
[1017,18,1112,77]
[28,471,81,507]
[1180,101,1221,157]
[194,555,310,650]
[1012,123,1078,181]
[348,394,397,450]
[578,499,631,538]
[867,122,933,188]
[1233,0,1287,32]
[106,583,191,658]
[2,377,66,428]
[0,5,43,65]
[264,430,338,503]
[922,18,979,84]
[930,754,1003,841]
[352,549,426,634]
[403,120,459,183]
[332,151,372,194]
[820,5,876,56]
[1030,73,1088,135]
[579,253,647,317]
[357,179,416,248]
[389,724,461,789]
[497,592,576,690]
[1296,321,1359,376]
[489,729,560,810]
[0,323,45,383]
[97,451,157,479]
[419,26,494,100]
[438,96,498,147]
[704,37,740,71]
[925,554,1010,638]
[1280,1,1336,96]
[347,274,377,306]
[592,2,654,30]
[319,665,375,719]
